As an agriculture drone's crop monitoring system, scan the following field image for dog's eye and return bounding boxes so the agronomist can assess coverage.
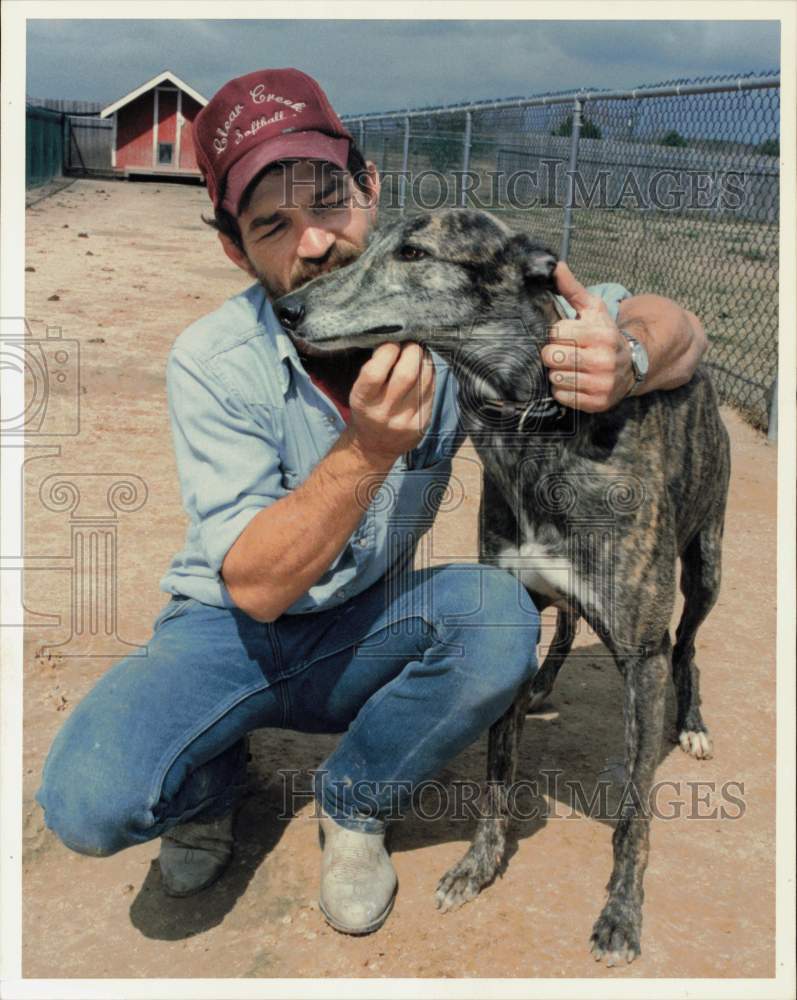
[398,246,428,261]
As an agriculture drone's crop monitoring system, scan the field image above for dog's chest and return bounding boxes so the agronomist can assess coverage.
[494,519,602,614]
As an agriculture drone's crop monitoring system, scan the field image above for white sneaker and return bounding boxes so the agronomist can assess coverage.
[158,812,235,897]
[318,811,398,934]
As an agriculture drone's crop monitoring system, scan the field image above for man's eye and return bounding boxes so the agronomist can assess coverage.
[259,221,286,241]
[399,246,428,261]
[313,198,349,213]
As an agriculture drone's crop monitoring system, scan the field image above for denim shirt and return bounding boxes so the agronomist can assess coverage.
[159,280,631,613]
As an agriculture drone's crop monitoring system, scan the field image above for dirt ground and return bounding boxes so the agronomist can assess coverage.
[19,178,777,980]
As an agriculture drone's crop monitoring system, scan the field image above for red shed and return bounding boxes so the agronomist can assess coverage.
[100,70,208,178]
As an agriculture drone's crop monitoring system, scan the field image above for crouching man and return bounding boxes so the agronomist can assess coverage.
[36,68,706,935]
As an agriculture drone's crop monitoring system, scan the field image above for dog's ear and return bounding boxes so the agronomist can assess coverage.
[505,234,558,290]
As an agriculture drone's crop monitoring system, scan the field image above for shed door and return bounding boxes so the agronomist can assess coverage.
[155,88,178,169]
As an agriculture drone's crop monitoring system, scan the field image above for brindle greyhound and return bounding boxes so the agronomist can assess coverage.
[275,208,730,965]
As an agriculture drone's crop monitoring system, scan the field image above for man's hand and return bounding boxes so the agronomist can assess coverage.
[541,262,635,413]
[347,342,436,464]
[222,341,435,623]
[541,261,708,413]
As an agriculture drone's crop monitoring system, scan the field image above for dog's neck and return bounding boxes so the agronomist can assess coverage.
[431,292,572,434]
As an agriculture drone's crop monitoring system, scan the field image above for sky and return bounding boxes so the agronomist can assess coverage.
[26,19,781,114]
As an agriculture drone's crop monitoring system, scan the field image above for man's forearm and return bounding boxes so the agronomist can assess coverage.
[618,294,708,395]
[221,427,396,622]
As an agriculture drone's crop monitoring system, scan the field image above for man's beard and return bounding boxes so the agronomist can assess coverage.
[251,238,373,388]
[251,238,364,300]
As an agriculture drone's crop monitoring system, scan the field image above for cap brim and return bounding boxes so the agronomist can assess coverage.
[222,132,352,216]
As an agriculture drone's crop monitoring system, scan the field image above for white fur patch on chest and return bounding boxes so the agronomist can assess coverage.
[495,521,600,614]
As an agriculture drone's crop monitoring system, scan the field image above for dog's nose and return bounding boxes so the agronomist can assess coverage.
[276,302,305,331]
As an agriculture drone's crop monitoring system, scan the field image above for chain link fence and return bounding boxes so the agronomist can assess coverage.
[343,70,780,433]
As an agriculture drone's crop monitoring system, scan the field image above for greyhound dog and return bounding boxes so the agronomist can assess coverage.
[275,208,731,965]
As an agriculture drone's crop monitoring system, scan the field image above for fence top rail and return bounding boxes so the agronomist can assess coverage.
[26,105,105,119]
[342,74,780,124]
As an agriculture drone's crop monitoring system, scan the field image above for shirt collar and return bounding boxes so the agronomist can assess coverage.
[252,282,307,397]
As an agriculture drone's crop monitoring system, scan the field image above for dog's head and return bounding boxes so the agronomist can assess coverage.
[274,208,558,359]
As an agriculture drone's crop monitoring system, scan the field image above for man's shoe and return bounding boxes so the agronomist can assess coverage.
[158,812,235,897]
[318,811,398,935]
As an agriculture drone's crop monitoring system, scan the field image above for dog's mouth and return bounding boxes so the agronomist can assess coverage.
[292,325,405,357]
[356,325,404,338]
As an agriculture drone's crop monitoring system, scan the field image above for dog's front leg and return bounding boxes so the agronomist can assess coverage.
[435,677,533,912]
[589,638,670,966]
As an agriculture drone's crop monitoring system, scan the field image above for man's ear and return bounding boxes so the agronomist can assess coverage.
[218,232,258,279]
[505,234,558,289]
[357,160,381,217]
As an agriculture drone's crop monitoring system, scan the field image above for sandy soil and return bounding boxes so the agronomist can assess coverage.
[20,178,776,980]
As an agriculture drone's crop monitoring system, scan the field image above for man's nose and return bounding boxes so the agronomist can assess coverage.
[296,222,335,259]
[276,300,305,331]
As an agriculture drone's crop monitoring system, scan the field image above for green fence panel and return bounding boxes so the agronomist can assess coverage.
[26,105,65,189]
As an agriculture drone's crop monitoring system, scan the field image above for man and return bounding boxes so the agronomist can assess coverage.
[36,68,707,936]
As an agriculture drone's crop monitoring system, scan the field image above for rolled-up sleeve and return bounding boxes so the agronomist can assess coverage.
[166,347,286,575]
[557,282,633,322]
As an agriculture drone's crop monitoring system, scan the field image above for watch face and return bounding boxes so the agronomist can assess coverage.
[633,341,650,377]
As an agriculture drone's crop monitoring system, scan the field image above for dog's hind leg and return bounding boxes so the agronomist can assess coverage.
[590,637,670,966]
[435,677,533,913]
[528,608,577,712]
[672,514,724,759]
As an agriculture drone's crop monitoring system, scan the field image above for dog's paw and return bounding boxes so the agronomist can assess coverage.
[527,688,552,713]
[678,729,713,759]
[590,900,641,967]
[435,849,499,913]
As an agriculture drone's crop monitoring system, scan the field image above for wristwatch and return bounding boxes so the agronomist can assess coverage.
[619,328,649,395]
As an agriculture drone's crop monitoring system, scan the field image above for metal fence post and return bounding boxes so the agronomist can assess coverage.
[400,115,410,215]
[459,110,472,208]
[559,97,583,262]
[767,372,778,442]
[61,112,69,177]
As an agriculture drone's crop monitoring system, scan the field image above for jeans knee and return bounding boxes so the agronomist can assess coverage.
[36,783,128,857]
[482,562,540,617]
[477,635,538,705]
[36,738,141,858]
[428,565,539,715]
[447,564,540,656]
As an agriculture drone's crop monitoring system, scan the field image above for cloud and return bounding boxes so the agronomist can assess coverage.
[26,18,780,112]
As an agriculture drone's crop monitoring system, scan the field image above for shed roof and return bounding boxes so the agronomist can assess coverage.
[100,70,207,119]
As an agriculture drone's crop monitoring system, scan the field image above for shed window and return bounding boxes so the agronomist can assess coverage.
[158,143,173,165]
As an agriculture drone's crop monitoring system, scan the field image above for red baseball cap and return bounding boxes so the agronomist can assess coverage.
[193,68,354,217]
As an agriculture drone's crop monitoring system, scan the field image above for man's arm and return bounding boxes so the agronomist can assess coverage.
[541,262,707,413]
[222,342,435,622]
[617,294,707,395]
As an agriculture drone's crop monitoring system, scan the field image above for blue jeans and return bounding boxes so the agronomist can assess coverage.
[36,563,539,854]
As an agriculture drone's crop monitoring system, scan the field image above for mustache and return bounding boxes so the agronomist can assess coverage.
[290,243,362,291]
